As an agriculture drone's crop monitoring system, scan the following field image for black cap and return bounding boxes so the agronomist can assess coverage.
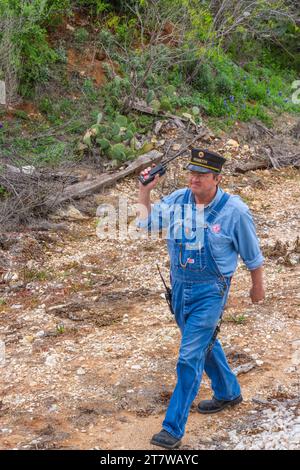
[186,148,226,174]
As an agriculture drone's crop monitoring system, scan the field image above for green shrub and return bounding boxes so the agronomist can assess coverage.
[0,0,68,98]
[246,79,267,101]
[109,143,127,161]
[124,129,134,140]
[215,73,234,96]
[111,123,121,136]
[83,79,99,102]
[115,115,128,127]
[0,185,9,198]
[74,27,89,45]
[188,62,216,94]
[160,96,173,112]
[74,0,111,15]
[97,138,111,151]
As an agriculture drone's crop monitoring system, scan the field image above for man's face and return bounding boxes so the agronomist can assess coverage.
[187,171,221,197]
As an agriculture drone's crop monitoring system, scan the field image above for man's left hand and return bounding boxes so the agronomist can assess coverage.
[250,285,265,303]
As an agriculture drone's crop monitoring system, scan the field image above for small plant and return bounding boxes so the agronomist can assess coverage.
[97,138,110,151]
[0,185,9,198]
[22,268,50,283]
[160,96,173,112]
[81,112,142,162]
[109,143,127,161]
[56,323,65,334]
[74,27,89,45]
[83,79,99,102]
[227,314,247,325]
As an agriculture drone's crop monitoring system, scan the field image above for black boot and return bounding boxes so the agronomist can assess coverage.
[150,429,182,449]
[197,395,243,414]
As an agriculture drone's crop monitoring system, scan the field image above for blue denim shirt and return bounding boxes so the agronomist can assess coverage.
[137,187,264,277]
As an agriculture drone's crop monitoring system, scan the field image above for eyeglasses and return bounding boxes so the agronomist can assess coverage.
[187,171,210,180]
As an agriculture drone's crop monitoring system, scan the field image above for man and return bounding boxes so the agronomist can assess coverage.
[137,148,265,449]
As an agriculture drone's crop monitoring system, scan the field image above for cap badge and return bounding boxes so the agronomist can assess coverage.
[212,224,221,233]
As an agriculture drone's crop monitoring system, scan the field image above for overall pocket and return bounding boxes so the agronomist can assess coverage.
[177,242,207,272]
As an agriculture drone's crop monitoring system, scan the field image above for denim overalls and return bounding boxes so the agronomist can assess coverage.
[162,189,241,439]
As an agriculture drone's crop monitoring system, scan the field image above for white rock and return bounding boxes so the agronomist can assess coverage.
[35,331,45,338]
[76,367,86,375]
[26,260,36,270]
[66,24,75,32]
[256,360,264,366]
[234,442,245,450]
[45,355,58,367]
[172,144,181,151]
[0,428,12,434]
[226,139,239,148]
[22,165,35,175]
[3,272,19,282]
[55,205,88,221]
[255,441,265,450]
[49,404,58,412]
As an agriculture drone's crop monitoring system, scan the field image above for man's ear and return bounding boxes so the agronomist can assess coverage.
[215,174,222,185]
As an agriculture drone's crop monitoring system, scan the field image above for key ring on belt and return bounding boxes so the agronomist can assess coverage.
[179,243,189,269]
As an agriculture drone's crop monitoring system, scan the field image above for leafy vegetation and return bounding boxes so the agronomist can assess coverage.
[0,0,299,165]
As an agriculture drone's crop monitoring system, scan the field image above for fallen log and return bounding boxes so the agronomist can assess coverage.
[265,146,300,170]
[4,164,80,184]
[234,160,270,173]
[265,146,281,170]
[253,121,274,138]
[52,150,163,205]
[53,129,209,204]
[27,220,70,232]
[234,150,300,173]
[131,101,189,122]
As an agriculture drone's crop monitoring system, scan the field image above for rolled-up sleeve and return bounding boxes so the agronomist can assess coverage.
[232,209,264,270]
[136,189,185,232]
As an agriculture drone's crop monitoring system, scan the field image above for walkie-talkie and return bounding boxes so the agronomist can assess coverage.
[138,163,166,185]
[138,134,202,186]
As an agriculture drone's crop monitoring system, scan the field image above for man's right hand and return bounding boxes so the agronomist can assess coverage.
[139,166,161,191]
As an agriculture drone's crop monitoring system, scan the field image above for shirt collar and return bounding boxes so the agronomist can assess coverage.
[190,186,223,209]
[205,186,223,209]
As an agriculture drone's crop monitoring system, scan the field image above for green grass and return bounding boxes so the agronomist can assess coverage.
[168,51,299,128]
[226,314,247,325]
[22,268,51,283]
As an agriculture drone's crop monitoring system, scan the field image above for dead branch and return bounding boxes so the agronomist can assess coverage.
[50,150,163,205]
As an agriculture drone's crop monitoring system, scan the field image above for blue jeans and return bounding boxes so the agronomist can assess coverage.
[162,278,241,439]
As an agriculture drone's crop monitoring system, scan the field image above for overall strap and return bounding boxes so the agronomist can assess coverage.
[206,192,230,225]
[183,188,191,205]
[170,189,191,242]
[180,189,192,231]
